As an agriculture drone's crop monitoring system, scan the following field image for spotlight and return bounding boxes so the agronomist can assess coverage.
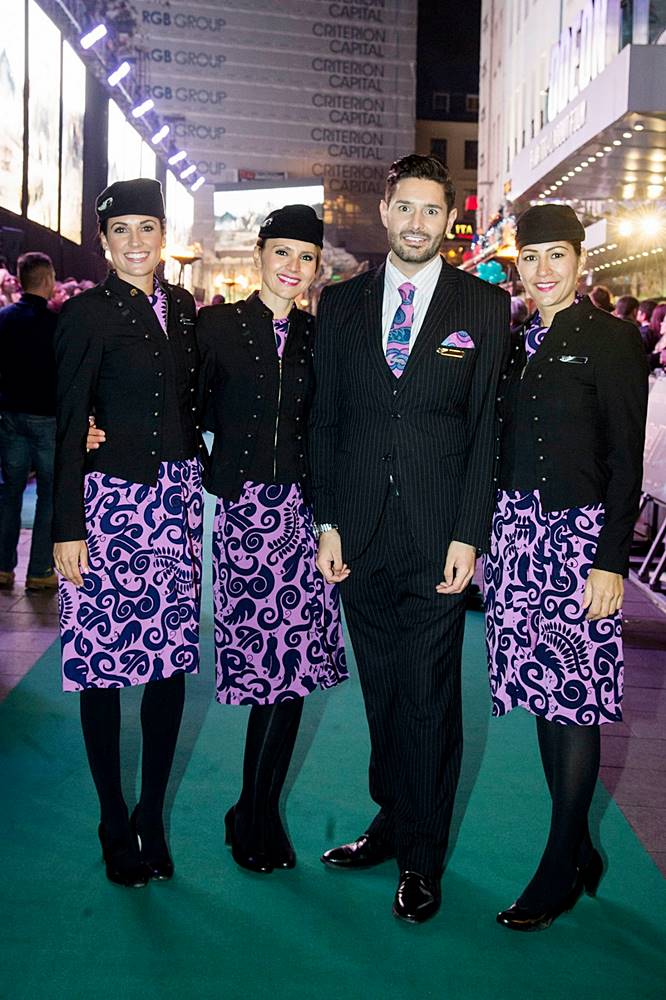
[151,125,170,144]
[168,150,187,165]
[131,99,154,118]
[647,185,664,199]
[618,220,633,237]
[622,131,632,139]
[603,146,612,152]
[191,177,205,193]
[595,152,604,158]
[108,62,130,87]
[80,24,107,49]
[574,166,583,172]
[180,165,196,179]
[538,192,546,199]
[634,123,645,131]
[613,139,622,146]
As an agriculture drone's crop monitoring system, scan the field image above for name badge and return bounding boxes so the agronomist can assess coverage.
[559,355,588,364]
[436,347,465,359]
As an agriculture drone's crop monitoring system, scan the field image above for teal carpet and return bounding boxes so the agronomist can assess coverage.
[1,501,664,999]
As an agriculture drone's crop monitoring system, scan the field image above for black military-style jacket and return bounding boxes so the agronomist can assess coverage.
[196,292,315,499]
[498,296,648,576]
[53,270,202,542]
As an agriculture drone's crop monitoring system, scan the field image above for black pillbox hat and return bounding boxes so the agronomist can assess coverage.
[516,204,586,248]
[96,178,165,224]
[258,204,324,248]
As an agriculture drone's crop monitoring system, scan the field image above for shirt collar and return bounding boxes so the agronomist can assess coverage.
[384,251,442,293]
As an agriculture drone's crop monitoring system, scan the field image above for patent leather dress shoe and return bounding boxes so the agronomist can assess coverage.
[496,850,604,932]
[224,807,273,873]
[321,833,394,869]
[392,871,441,924]
[98,824,149,888]
[130,809,174,881]
[269,827,296,870]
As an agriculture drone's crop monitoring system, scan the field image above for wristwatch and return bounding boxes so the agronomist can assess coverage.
[314,522,339,537]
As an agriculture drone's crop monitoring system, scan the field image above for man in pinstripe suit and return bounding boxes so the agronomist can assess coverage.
[311,155,510,923]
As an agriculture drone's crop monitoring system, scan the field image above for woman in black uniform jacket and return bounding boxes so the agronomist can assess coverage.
[53,179,205,887]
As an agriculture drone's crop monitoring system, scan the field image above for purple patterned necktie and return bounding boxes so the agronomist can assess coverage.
[385,281,415,377]
[273,317,289,360]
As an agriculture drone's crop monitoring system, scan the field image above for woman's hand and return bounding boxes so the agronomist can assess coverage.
[436,540,476,595]
[53,541,89,588]
[583,569,623,621]
[86,416,106,452]
[316,529,351,584]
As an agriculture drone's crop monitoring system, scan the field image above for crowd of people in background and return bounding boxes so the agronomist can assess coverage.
[0,265,95,313]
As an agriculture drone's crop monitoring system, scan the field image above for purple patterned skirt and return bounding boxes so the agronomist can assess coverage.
[212,481,348,705]
[483,490,623,725]
[59,459,203,691]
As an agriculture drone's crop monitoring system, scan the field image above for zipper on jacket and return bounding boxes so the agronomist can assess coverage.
[273,358,282,480]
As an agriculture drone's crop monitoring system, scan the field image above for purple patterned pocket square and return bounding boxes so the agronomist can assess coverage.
[441,330,474,349]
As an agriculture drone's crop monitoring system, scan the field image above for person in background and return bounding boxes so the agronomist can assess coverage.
[0,270,21,307]
[210,293,226,305]
[485,204,648,932]
[589,285,613,312]
[647,302,666,371]
[510,296,529,334]
[0,252,58,591]
[612,294,639,326]
[197,205,347,874]
[53,178,204,889]
[637,299,658,351]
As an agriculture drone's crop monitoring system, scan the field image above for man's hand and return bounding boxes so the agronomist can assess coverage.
[86,416,106,452]
[316,529,351,584]
[53,540,90,588]
[583,568,623,621]
[436,540,476,595]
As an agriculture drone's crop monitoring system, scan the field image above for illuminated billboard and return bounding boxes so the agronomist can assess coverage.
[213,183,324,252]
[107,100,156,184]
[27,0,61,229]
[60,41,86,244]
[0,1,25,215]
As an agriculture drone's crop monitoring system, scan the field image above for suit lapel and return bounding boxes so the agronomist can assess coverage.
[362,264,397,392]
[397,262,460,391]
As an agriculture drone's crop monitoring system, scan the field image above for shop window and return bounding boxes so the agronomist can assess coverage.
[465,140,478,170]
[431,138,448,164]
[466,94,479,113]
[433,92,450,113]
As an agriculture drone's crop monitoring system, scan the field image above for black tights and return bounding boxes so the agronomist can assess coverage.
[234,699,304,850]
[79,673,185,841]
[519,716,600,909]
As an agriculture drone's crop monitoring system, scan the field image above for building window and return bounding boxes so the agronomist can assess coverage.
[466,94,479,113]
[430,138,448,164]
[432,92,450,113]
[464,140,478,170]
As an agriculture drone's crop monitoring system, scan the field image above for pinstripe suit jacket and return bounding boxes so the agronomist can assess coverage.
[309,261,511,563]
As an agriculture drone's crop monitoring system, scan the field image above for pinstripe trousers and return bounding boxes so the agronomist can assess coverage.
[340,492,466,877]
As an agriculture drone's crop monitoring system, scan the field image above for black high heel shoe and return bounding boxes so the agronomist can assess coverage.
[98,823,149,888]
[224,806,273,873]
[496,850,604,932]
[130,808,174,881]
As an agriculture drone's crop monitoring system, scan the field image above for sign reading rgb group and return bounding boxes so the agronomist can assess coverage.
[137,0,416,254]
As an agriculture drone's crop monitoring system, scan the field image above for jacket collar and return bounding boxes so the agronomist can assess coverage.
[102,270,167,338]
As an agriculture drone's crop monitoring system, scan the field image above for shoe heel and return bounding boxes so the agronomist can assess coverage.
[582,849,603,897]
[224,807,234,846]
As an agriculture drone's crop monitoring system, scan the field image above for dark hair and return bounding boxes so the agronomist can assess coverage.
[613,295,639,319]
[638,299,658,322]
[17,252,54,289]
[590,285,613,312]
[384,154,455,213]
[510,296,529,328]
[649,302,666,335]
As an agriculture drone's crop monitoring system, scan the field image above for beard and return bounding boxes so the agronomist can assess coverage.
[388,228,443,265]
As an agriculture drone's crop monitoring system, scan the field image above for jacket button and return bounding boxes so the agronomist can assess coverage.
[538,455,544,461]
[297,378,303,384]
[575,326,581,332]
[144,334,150,340]
[190,367,195,373]
[537,437,543,443]
[252,413,258,418]
[562,341,567,347]
[153,411,159,417]
[243,449,249,455]
[296,435,302,441]
[190,387,195,393]
[531,394,537,400]
[298,453,304,459]
[248,339,254,345]
[255,356,260,361]
[186,347,193,353]
[131,319,137,325]
[541,477,547,482]
[247,433,252,438]
[154,392,159,398]
[151,450,156,456]
[191,406,196,412]
[241,322,247,328]
[157,371,163,377]
[152,430,158,437]
[501,373,507,380]
[256,394,262,400]
[533,416,539,421]
[154,351,160,357]
[537,373,543,379]
[258,374,265,380]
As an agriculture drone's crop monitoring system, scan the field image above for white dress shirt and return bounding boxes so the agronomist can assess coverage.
[381,252,443,354]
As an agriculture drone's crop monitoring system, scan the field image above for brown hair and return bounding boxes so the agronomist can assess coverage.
[17,252,54,290]
[384,154,455,213]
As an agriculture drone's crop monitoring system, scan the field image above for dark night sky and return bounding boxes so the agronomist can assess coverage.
[417,0,482,119]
